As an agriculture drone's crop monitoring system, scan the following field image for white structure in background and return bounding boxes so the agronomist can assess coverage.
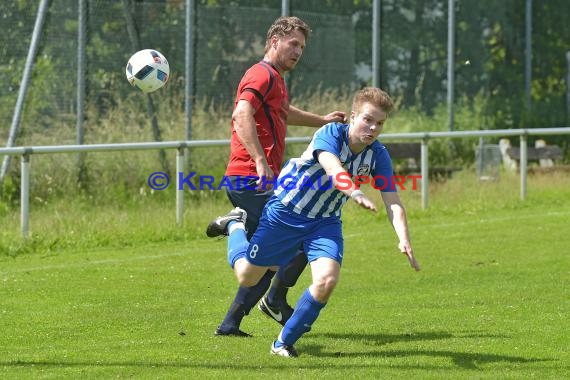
[476,143,502,180]
[534,139,554,167]
[499,139,518,172]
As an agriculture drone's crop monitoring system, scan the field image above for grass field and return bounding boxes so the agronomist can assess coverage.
[1,172,569,379]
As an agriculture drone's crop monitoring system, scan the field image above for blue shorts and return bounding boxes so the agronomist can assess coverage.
[246,197,344,267]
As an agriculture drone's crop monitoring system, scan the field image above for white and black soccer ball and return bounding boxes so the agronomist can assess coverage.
[125,49,170,93]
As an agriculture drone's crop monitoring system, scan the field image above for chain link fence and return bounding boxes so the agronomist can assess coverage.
[1,0,569,169]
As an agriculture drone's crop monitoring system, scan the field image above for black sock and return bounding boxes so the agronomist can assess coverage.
[218,301,246,331]
[267,251,308,305]
[266,276,289,305]
[243,269,275,312]
[218,270,276,331]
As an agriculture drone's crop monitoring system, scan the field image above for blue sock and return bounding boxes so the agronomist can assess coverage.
[277,288,326,347]
[227,221,248,268]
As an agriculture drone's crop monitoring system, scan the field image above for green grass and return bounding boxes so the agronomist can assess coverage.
[1,173,570,379]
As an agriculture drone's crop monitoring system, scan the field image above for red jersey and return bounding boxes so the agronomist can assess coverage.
[225,61,289,177]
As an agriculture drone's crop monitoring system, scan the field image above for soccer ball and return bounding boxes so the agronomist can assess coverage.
[125,49,170,93]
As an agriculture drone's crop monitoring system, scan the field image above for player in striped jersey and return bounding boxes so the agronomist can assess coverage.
[207,87,420,357]
[213,16,346,338]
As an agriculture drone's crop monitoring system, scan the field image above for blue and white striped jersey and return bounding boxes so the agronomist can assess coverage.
[274,122,395,218]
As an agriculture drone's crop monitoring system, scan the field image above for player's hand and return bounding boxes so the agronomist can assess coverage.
[323,111,347,124]
[398,241,420,271]
[256,162,275,191]
[352,193,377,212]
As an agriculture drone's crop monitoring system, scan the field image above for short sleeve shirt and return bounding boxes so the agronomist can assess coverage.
[225,61,289,177]
[274,122,395,218]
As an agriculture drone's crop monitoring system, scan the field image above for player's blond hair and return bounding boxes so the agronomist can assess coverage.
[352,87,394,114]
[264,17,311,53]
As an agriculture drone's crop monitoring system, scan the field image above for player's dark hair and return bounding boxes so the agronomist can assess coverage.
[352,87,394,114]
[264,16,311,53]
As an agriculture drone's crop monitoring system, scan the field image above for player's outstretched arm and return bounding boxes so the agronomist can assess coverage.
[287,105,346,128]
[380,192,420,271]
[398,240,420,272]
[317,151,377,212]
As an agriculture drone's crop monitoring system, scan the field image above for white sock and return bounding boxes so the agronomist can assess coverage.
[228,221,245,235]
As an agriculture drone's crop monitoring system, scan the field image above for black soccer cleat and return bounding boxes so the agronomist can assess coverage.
[206,207,247,238]
[214,326,252,338]
[258,296,294,326]
[270,340,298,358]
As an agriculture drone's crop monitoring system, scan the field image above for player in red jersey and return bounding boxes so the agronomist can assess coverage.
[213,16,345,337]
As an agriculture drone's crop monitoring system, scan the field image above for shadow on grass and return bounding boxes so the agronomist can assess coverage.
[0,354,555,372]
[0,332,554,371]
[303,331,552,369]
[312,330,507,345]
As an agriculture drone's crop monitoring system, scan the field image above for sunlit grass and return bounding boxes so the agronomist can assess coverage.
[1,178,569,379]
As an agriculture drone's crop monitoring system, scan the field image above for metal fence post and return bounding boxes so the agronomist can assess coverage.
[520,134,528,200]
[77,0,87,187]
[281,0,290,16]
[525,0,533,114]
[566,51,570,125]
[185,0,195,143]
[0,0,50,183]
[21,154,31,238]
[421,138,429,209]
[372,0,381,88]
[1,128,569,238]
[447,0,455,132]
[176,147,185,225]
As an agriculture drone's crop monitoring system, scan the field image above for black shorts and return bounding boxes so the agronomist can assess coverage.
[225,176,273,239]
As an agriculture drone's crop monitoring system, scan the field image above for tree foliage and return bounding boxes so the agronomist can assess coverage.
[1,0,569,138]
